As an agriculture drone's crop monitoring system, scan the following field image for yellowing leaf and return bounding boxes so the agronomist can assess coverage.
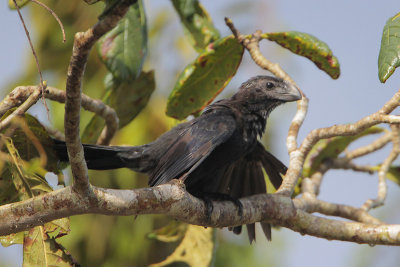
[0,232,24,247]
[150,225,215,267]
[23,226,76,267]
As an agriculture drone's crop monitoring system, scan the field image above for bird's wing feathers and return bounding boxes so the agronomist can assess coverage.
[219,142,286,242]
[148,112,237,186]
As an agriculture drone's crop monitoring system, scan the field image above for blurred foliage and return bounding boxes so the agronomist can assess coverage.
[171,0,220,52]
[0,114,73,265]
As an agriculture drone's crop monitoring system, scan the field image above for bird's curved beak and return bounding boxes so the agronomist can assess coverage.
[278,81,302,102]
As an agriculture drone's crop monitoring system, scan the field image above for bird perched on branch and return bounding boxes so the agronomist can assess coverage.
[54,75,301,242]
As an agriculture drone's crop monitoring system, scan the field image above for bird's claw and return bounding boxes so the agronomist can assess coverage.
[195,192,243,220]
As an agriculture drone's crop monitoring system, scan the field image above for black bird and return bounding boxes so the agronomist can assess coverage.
[54,75,301,242]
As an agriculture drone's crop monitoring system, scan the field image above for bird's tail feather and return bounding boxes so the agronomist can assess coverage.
[53,139,150,172]
[220,144,286,243]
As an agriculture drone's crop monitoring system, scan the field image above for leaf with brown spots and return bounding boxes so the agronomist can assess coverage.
[166,35,244,120]
[264,31,340,79]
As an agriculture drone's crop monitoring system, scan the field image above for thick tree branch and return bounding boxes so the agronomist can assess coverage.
[1,180,400,245]
[64,0,134,194]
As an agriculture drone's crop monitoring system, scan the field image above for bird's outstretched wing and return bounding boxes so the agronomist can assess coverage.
[148,111,237,187]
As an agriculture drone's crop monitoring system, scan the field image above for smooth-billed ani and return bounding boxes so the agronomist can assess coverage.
[54,75,301,242]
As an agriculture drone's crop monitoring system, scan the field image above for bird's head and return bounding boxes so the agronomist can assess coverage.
[236,76,302,104]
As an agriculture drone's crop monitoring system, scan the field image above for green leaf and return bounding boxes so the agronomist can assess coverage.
[98,0,147,81]
[23,226,76,267]
[264,31,340,79]
[171,0,220,51]
[166,35,244,119]
[8,0,30,9]
[150,225,215,267]
[303,127,384,177]
[147,221,187,243]
[82,71,155,143]
[378,12,400,83]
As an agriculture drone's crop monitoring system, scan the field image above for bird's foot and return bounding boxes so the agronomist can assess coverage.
[193,192,243,219]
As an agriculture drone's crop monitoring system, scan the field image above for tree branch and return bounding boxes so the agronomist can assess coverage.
[0,86,118,143]
[1,180,400,245]
[278,90,400,196]
[0,89,40,131]
[362,125,400,210]
[64,0,134,194]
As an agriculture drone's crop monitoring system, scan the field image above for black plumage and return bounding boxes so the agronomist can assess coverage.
[54,75,301,242]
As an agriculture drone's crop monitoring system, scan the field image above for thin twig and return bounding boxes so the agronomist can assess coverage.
[30,0,66,43]
[345,131,392,159]
[12,0,49,116]
[362,125,400,211]
[330,158,375,174]
[12,0,44,87]
[295,197,382,224]
[43,125,65,141]
[301,163,330,196]
[0,86,119,143]
[0,90,40,131]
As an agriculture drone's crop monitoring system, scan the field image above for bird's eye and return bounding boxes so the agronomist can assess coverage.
[266,82,274,89]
